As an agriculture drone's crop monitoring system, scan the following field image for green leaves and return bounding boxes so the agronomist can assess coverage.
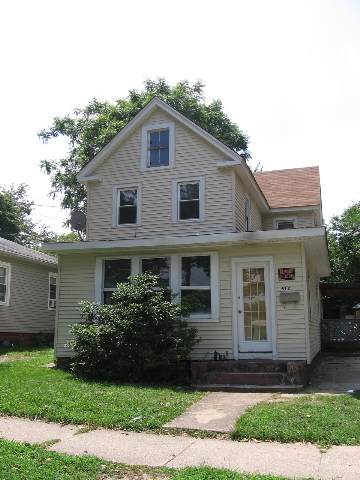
[327,201,360,283]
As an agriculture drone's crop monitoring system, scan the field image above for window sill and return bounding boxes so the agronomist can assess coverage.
[0,302,10,307]
[174,218,204,224]
[142,164,174,171]
[112,223,141,228]
[185,316,219,323]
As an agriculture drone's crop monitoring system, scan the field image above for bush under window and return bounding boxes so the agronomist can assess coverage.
[70,273,198,382]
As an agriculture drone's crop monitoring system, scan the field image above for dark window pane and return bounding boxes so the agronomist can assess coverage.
[181,289,211,315]
[181,256,211,286]
[277,221,294,229]
[179,200,199,220]
[118,206,137,224]
[104,259,131,288]
[149,130,160,147]
[141,257,170,287]
[120,190,137,206]
[103,291,115,305]
[0,284,6,302]
[50,284,57,299]
[159,148,169,166]
[159,129,169,147]
[149,148,160,166]
[180,183,199,201]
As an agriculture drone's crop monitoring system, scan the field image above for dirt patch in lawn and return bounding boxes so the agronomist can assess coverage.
[0,353,28,363]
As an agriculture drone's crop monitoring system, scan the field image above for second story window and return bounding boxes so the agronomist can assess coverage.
[117,189,138,225]
[173,177,205,222]
[275,219,296,230]
[179,182,200,220]
[148,129,169,167]
[245,197,251,231]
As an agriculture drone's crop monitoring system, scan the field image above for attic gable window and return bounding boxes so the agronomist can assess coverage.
[141,122,175,170]
[148,129,169,167]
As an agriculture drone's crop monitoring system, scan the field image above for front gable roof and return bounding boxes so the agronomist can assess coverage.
[77,97,245,181]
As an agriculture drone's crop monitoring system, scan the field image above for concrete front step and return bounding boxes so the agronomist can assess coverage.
[204,360,287,373]
[194,384,304,393]
[207,372,287,386]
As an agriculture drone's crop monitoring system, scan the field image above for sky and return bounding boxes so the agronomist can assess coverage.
[1,0,359,233]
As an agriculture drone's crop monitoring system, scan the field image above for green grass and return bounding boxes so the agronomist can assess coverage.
[0,438,293,479]
[232,393,360,446]
[0,348,203,431]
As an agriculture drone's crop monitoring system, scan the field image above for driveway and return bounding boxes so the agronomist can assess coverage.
[308,354,360,393]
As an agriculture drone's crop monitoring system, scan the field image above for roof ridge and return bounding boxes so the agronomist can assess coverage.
[255,165,319,175]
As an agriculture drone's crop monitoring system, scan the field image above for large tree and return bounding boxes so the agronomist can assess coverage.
[327,202,360,284]
[0,184,36,245]
[39,79,249,217]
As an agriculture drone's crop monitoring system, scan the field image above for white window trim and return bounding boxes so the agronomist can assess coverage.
[273,217,298,230]
[0,261,11,306]
[141,122,175,170]
[245,195,252,232]
[48,272,57,310]
[171,176,205,223]
[94,252,219,322]
[112,185,142,227]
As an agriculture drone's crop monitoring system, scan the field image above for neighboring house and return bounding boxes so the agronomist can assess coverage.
[44,98,330,385]
[0,237,57,346]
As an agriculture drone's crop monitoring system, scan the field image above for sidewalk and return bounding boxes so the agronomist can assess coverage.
[0,415,359,479]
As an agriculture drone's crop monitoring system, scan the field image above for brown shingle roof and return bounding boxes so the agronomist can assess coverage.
[254,166,321,209]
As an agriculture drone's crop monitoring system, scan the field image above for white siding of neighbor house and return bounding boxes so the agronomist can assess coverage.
[55,242,309,362]
[233,175,262,232]
[86,109,235,241]
[0,254,56,334]
[262,211,316,230]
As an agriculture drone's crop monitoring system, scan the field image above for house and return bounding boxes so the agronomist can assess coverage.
[0,237,57,346]
[43,97,330,385]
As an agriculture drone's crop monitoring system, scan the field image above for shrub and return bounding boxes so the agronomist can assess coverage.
[70,273,198,382]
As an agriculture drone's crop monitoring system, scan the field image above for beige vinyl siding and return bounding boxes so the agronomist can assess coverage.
[262,211,316,230]
[233,175,262,232]
[55,242,308,362]
[55,254,95,357]
[307,264,321,360]
[87,110,234,241]
[0,254,56,333]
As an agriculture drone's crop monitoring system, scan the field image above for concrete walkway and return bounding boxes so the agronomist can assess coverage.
[164,392,273,432]
[308,355,360,393]
[1,415,360,479]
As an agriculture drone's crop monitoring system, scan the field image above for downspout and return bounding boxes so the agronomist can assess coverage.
[301,243,311,364]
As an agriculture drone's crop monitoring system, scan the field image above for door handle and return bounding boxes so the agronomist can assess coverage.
[238,310,242,314]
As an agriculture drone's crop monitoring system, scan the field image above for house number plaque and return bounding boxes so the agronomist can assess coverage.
[278,268,295,281]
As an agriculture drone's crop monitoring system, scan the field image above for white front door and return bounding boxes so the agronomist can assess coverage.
[236,261,272,353]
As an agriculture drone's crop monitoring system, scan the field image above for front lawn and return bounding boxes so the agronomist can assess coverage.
[232,393,360,446]
[0,438,293,480]
[0,348,203,431]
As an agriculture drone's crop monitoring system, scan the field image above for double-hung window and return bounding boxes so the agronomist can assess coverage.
[116,188,138,225]
[141,122,175,169]
[103,259,132,304]
[173,177,205,222]
[180,256,212,318]
[148,129,169,167]
[0,262,10,305]
[48,273,57,309]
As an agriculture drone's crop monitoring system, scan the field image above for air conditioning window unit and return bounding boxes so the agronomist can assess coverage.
[49,299,56,309]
